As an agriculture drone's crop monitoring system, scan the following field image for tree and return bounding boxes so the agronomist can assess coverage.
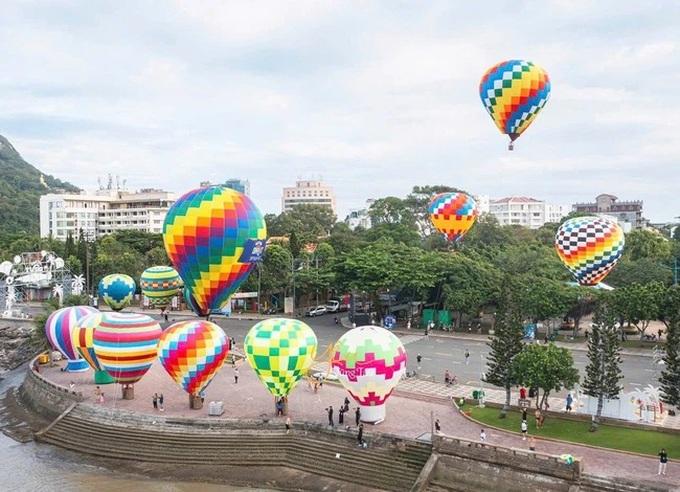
[623,229,673,263]
[605,258,673,287]
[581,302,623,431]
[610,282,665,345]
[511,343,580,410]
[484,288,525,417]
[659,287,680,407]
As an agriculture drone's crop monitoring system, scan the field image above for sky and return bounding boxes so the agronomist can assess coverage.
[1,1,679,222]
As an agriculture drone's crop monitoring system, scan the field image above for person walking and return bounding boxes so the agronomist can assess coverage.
[529,436,536,452]
[480,429,486,443]
[152,393,158,410]
[522,407,528,422]
[435,419,441,435]
[158,393,164,411]
[343,396,350,413]
[98,392,105,405]
[357,423,364,446]
[327,406,334,426]
[444,369,451,386]
[464,349,470,365]
[535,409,542,429]
[416,354,422,369]
[285,416,292,435]
[521,420,528,440]
[565,394,573,413]
[659,448,668,475]
[234,367,239,384]
[424,325,430,341]
[355,407,361,426]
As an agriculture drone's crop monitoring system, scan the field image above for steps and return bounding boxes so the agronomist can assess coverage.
[578,474,674,492]
[36,404,431,492]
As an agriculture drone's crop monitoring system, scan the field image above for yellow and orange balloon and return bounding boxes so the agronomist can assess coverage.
[428,192,478,243]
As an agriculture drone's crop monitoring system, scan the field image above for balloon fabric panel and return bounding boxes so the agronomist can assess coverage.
[479,60,550,139]
[72,313,104,371]
[428,193,478,243]
[45,306,99,361]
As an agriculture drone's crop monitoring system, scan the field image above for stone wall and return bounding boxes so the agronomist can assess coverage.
[19,356,84,420]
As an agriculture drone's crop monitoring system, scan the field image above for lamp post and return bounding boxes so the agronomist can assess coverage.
[257,263,262,314]
[478,353,486,408]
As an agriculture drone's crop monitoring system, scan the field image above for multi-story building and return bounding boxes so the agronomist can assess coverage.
[224,178,250,196]
[281,180,337,215]
[40,188,175,240]
[473,194,490,215]
[489,196,569,229]
[572,194,645,230]
[345,199,375,230]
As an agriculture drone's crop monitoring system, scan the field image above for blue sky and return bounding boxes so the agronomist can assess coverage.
[1,1,678,221]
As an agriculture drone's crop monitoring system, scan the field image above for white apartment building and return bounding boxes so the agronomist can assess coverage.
[473,194,490,215]
[40,189,175,240]
[345,199,375,230]
[489,196,568,229]
[281,180,337,215]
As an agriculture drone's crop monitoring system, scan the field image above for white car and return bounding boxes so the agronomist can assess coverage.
[305,306,327,317]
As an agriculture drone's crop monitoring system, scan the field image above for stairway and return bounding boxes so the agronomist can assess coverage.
[578,474,674,492]
[36,405,431,492]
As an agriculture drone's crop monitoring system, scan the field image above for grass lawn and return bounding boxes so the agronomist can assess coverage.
[467,406,679,458]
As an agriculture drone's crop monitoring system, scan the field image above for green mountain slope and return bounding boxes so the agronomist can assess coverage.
[0,135,80,235]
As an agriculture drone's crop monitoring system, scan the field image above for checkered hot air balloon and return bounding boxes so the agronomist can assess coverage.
[479,59,551,150]
[163,186,267,316]
[555,216,625,286]
[140,266,181,311]
[45,306,99,372]
[428,192,478,243]
[98,273,136,311]
[71,312,115,384]
[93,312,162,386]
[157,320,229,396]
[244,318,318,398]
[331,325,407,423]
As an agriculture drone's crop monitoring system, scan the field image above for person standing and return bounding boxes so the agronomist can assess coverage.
[659,448,668,475]
[327,406,334,426]
[357,423,364,445]
[519,387,527,400]
[435,419,441,435]
[338,406,345,425]
[424,325,430,341]
[158,393,164,411]
[285,416,292,435]
[521,420,528,441]
[565,394,573,413]
[480,429,486,443]
[444,369,451,386]
[529,436,536,452]
[98,392,105,405]
[152,393,158,410]
[465,349,470,365]
[355,407,361,426]
[343,396,350,413]
[234,367,239,384]
[416,354,422,369]
[522,407,528,422]
[535,409,542,429]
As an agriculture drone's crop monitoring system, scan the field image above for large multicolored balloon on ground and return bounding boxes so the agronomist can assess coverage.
[45,306,99,372]
[93,312,162,385]
[244,318,317,397]
[140,266,181,311]
[331,325,407,423]
[71,313,115,384]
[157,320,229,396]
[163,186,267,316]
[98,274,136,311]
[184,286,210,317]
[479,60,551,150]
[555,216,625,286]
[428,193,478,243]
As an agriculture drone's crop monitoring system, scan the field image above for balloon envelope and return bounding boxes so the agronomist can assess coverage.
[98,274,136,311]
[72,313,105,371]
[244,318,317,397]
[479,60,550,144]
[163,186,267,315]
[428,192,478,243]
[184,286,210,317]
[45,306,99,372]
[555,216,625,286]
[93,312,162,384]
[331,325,407,423]
[140,266,181,310]
[157,320,229,395]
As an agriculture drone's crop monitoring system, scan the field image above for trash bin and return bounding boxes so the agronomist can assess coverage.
[38,354,49,364]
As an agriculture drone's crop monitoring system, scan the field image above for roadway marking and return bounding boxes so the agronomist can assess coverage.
[629,383,642,386]
[644,369,655,373]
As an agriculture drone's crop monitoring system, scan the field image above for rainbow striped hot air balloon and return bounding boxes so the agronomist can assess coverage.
[92,312,162,387]
[331,325,407,423]
[98,274,136,311]
[479,59,551,150]
[157,320,229,397]
[163,186,267,317]
[71,312,115,384]
[45,306,99,372]
[555,216,625,286]
[245,318,317,398]
[140,266,181,311]
[428,192,478,243]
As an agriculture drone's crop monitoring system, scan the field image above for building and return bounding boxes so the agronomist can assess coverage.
[40,188,175,240]
[473,194,490,215]
[281,180,337,215]
[572,194,646,230]
[224,178,250,196]
[489,196,569,229]
[345,199,375,230]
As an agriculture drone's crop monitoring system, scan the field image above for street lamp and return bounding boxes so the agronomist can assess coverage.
[478,353,486,408]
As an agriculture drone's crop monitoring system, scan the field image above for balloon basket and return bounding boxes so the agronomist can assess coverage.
[190,394,203,410]
[66,359,89,373]
[360,404,387,424]
[508,141,514,151]
[122,385,135,400]
[94,370,115,385]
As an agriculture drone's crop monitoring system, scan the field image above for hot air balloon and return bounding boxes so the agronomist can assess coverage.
[428,192,479,243]
[331,325,407,424]
[479,59,551,150]
[163,186,267,317]
[98,274,136,311]
[555,216,625,286]
[157,320,229,403]
[184,286,210,317]
[140,266,181,311]
[71,313,116,384]
[45,306,99,372]
[93,312,162,394]
[244,318,317,399]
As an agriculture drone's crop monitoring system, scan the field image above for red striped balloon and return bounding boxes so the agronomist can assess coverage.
[93,312,162,384]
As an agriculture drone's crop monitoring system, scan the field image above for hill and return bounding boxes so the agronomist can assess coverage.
[0,135,80,235]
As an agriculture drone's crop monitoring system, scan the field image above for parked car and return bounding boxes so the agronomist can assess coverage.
[325,300,340,313]
[305,306,327,317]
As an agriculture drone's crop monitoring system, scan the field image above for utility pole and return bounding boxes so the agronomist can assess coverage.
[660,257,679,286]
